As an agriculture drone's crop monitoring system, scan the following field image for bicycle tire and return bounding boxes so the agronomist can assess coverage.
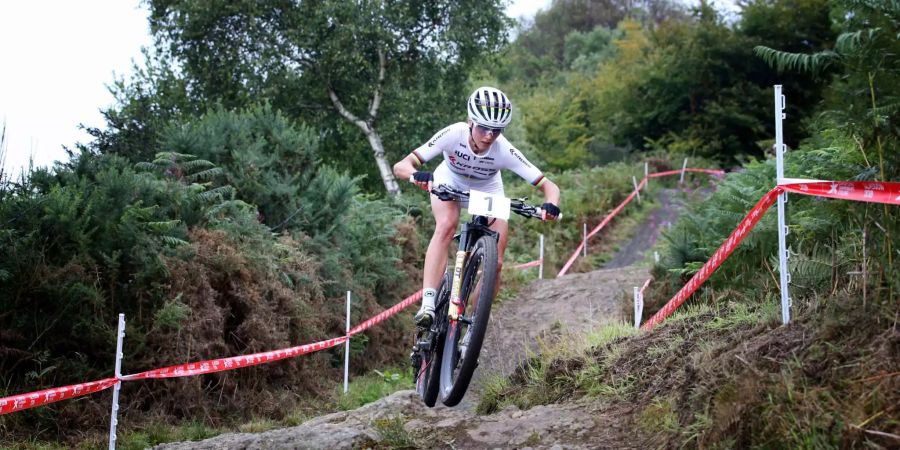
[440,235,498,406]
[415,272,450,406]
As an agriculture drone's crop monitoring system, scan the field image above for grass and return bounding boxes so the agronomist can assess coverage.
[117,421,223,450]
[334,367,413,411]
[476,291,900,448]
[476,321,638,413]
[371,415,416,449]
[638,396,679,435]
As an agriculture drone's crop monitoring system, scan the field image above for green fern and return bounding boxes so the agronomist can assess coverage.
[753,46,838,75]
[161,235,190,247]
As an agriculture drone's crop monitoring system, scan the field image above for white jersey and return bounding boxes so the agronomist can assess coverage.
[411,122,547,188]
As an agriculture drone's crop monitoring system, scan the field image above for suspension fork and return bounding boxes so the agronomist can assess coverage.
[448,224,472,321]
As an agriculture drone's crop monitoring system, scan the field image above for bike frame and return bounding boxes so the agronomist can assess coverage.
[447,216,497,322]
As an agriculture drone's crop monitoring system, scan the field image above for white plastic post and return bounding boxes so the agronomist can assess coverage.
[108,314,125,450]
[632,176,641,203]
[774,85,792,325]
[638,291,644,328]
[644,161,649,184]
[633,287,641,329]
[680,158,688,185]
[539,234,545,280]
[582,223,588,257]
[654,251,660,263]
[343,291,351,393]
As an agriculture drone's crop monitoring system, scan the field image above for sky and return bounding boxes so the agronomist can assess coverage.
[0,0,546,179]
[0,1,153,178]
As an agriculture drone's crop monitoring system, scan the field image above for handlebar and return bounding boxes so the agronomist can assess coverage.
[429,184,560,221]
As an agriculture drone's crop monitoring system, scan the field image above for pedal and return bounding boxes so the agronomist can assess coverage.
[458,315,473,325]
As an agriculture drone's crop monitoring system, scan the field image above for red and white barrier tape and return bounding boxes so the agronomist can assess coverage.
[13,174,885,413]
[512,259,542,270]
[1,377,118,415]
[641,187,781,329]
[349,290,422,336]
[1,291,427,413]
[781,180,900,205]
[649,168,726,178]
[639,277,653,296]
[558,169,724,277]
[121,336,349,380]
[642,180,900,330]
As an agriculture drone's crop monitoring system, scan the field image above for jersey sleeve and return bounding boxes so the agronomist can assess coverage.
[507,147,547,187]
[410,124,455,166]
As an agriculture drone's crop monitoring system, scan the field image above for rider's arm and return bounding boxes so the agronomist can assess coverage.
[394,124,457,190]
[394,153,432,191]
[538,178,561,220]
[539,178,561,206]
[392,154,419,181]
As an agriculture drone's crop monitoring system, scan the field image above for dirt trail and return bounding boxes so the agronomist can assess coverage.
[463,266,650,409]
[604,188,681,269]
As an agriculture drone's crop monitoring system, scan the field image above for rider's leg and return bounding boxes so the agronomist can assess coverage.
[416,195,461,325]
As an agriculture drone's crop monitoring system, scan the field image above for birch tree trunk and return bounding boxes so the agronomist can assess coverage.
[325,50,401,197]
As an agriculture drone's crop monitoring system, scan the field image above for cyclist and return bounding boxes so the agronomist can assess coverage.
[392,86,561,327]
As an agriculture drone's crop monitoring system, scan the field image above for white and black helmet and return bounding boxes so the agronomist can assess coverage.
[467,86,512,129]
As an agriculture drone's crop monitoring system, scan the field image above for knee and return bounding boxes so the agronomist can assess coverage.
[432,220,457,243]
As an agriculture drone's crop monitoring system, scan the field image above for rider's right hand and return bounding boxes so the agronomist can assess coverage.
[411,171,434,192]
[541,202,561,221]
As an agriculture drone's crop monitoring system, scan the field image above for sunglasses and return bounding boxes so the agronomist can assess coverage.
[475,124,504,135]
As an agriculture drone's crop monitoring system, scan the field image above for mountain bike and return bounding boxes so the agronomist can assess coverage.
[410,184,550,407]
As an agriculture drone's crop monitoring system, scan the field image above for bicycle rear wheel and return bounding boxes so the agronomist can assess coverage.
[415,272,450,407]
[440,235,498,406]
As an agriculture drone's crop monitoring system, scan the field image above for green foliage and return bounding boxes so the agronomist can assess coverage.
[501,0,687,83]
[372,416,416,449]
[653,0,899,316]
[139,0,510,193]
[500,0,836,170]
[0,154,206,402]
[152,294,191,331]
[334,367,413,411]
[753,46,839,75]
[503,159,655,274]
[0,144,419,443]
[158,105,323,231]
[564,26,622,73]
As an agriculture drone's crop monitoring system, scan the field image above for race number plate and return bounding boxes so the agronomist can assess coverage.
[468,190,511,220]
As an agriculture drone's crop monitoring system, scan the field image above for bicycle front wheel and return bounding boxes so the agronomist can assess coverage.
[416,272,450,407]
[440,235,498,406]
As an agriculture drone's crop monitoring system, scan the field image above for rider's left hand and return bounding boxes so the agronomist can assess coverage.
[541,202,561,221]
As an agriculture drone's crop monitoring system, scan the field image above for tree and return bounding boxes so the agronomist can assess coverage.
[147,0,509,196]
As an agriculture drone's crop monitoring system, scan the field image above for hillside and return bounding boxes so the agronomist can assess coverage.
[149,181,900,449]
[150,264,900,449]
[152,265,651,449]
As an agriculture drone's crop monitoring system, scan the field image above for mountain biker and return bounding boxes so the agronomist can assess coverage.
[392,86,561,327]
